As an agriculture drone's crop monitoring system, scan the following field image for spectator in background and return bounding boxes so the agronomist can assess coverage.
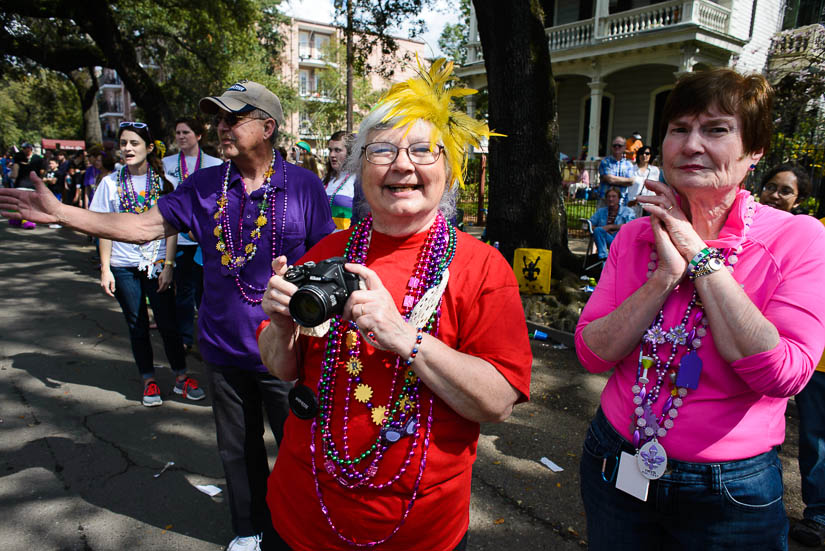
[8,150,37,229]
[55,150,70,199]
[589,187,635,259]
[43,159,60,196]
[627,145,660,218]
[322,130,356,231]
[756,163,821,546]
[1,151,13,187]
[301,151,322,180]
[624,131,643,162]
[162,116,223,351]
[759,163,811,215]
[598,135,636,204]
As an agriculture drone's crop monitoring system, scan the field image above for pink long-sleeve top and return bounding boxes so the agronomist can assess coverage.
[576,190,825,462]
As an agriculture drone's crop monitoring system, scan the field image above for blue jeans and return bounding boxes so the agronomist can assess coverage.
[592,226,616,259]
[111,266,186,379]
[796,370,825,525]
[173,245,203,346]
[580,407,788,550]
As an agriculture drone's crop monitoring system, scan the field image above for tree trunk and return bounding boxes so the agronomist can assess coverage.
[472,0,577,274]
[69,69,103,146]
[74,1,174,135]
[345,0,354,133]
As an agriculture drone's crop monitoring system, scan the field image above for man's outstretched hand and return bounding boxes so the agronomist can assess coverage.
[0,171,63,224]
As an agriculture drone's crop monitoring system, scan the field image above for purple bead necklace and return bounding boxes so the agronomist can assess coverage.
[117,165,161,214]
[213,152,288,304]
[309,212,456,547]
[632,194,755,448]
[177,147,202,181]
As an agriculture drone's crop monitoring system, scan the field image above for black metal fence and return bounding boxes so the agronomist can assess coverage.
[455,135,825,239]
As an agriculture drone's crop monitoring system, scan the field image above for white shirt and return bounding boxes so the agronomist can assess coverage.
[162,150,223,245]
[89,171,167,269]
[627,165,661,217]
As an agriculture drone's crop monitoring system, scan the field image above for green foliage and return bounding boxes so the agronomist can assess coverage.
[0,69,82,151]
[437,0,471,64]
[333,0,433,78]
[0,0,293,136]
[298,39,385,143]
[117,0,292,123]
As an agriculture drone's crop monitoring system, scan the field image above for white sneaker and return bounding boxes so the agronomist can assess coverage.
[226,533,261,551]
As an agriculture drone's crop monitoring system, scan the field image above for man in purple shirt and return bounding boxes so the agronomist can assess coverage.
[0,80,335,551]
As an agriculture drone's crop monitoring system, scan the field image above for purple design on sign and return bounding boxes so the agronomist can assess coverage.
[676,351,702,390]
[640,444,666,471]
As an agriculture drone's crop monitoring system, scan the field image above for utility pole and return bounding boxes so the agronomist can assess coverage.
[345,0,354,132]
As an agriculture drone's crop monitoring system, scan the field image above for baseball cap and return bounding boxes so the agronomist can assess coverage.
[200,80,285,126]
[21,142,33,149]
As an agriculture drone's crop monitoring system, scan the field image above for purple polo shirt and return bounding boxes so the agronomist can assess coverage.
[158,152,335,372]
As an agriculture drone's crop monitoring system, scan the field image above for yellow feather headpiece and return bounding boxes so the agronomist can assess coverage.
[377,56,503,189]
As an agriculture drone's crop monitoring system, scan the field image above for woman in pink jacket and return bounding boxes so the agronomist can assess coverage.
[575,68,825,550]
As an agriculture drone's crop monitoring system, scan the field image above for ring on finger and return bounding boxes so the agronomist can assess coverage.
[667,205,674,211]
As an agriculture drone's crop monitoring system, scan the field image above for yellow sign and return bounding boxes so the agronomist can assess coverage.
[514,248,552,294]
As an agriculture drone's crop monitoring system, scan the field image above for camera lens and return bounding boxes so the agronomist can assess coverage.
[290,286,331,327]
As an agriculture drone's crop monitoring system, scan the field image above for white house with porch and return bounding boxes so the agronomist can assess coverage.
[456,0,796,160]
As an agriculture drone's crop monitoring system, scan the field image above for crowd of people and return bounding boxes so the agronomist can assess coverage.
[2,60,825,551]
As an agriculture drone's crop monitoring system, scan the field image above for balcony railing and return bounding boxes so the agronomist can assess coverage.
[548,18,594,50]
[547,0,731,51]
[98,101,124,115]
[769,23,825,58]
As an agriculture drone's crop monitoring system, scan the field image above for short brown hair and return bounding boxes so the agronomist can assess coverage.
[660,68,773,156]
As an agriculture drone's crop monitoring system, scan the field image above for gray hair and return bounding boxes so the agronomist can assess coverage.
[345,102,458,221]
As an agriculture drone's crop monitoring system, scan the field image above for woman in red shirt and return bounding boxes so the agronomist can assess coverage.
[257,59,533,550]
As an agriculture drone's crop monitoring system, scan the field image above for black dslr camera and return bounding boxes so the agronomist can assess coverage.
[284,257,361,327]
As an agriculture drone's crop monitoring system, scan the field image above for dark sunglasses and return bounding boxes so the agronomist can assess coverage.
[120,121,148,129]
[612,143,624,147]
[213,112,257,128]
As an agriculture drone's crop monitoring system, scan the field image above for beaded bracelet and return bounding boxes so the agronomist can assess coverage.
[688,247,713,269]
[688,249,725,280]
[404,328,424,367]
[687,247,721,278]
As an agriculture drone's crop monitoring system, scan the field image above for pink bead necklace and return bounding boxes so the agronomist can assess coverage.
[309,212,456,547]
[177,147,202,181]
[213,151,288,304]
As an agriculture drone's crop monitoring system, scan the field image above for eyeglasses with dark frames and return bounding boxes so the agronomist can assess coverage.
[363,142,444,165]
[213,112,262,128]
[762,183,797,197]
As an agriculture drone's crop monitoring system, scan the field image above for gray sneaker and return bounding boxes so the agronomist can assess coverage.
[226,534,261,551]
[142,382,163,407]
[174,377,205,401]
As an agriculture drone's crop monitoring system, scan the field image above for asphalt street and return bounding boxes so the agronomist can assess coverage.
[0,223,811,550]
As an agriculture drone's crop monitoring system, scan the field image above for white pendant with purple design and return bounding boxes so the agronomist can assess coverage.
[636,438,668,480]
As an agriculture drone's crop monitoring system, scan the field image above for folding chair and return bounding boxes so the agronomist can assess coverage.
[580,218,605,276]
